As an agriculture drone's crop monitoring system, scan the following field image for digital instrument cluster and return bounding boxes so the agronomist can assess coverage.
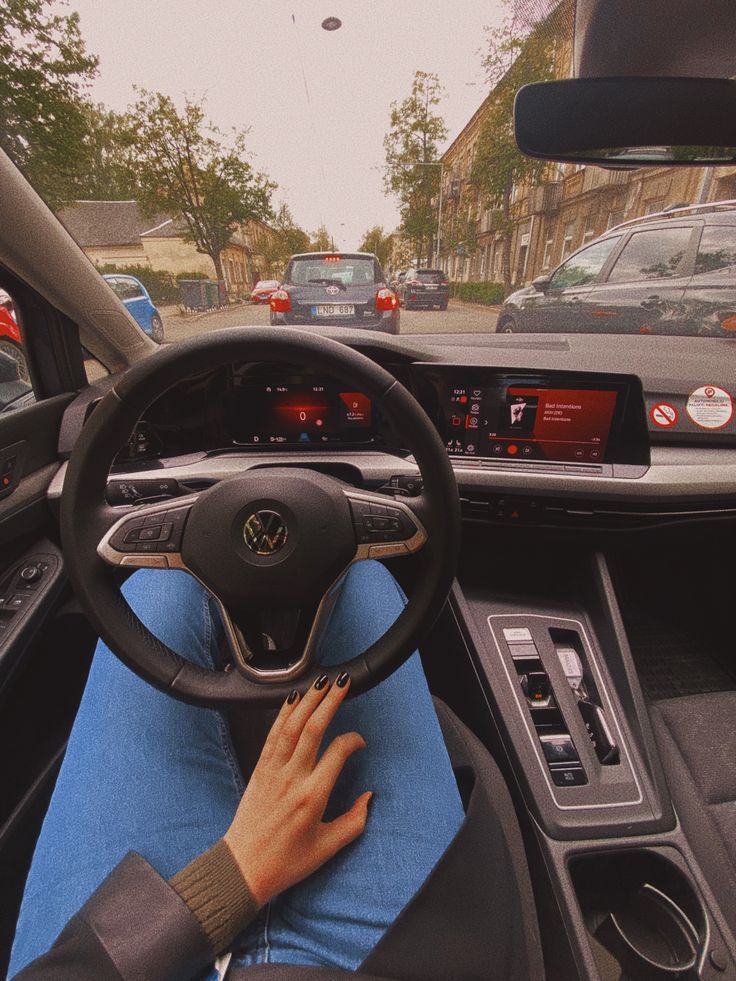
[226,378,374,447]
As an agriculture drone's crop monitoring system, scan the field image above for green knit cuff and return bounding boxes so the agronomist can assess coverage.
[170,838,259,954]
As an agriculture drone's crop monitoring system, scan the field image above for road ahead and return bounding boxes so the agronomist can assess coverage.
[159,299,498,344]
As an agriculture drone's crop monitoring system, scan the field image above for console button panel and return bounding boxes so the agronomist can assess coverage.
[489,614,641,810]
[0,555,58,634]
[503,625,589,787]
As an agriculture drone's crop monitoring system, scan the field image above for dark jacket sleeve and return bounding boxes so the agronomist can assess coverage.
[12,852,213,981]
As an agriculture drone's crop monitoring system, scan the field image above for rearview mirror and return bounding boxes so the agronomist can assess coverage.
[531,274,551,292]
[514,77,736,167]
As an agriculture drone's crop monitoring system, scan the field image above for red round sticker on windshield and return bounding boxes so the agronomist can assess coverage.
[686,385,734,430]
[650,403,678,428]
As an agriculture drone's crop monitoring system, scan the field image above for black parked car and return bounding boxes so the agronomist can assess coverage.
[269,252,400,334]
[396,268,449,310]
[499,204,736,336]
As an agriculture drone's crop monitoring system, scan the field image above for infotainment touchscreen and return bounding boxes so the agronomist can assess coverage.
[435,371,647,466]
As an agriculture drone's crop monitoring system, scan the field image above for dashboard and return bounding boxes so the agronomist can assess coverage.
[52,328,736,526]
[114,362,650,477]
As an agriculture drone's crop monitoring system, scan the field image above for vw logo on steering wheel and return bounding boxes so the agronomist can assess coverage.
[243,509,288,555]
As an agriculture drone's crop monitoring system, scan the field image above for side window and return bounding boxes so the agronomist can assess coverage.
[122,279,145,300]
[549,236,622,290]
[0,289,34,413]
[106,277,127,300]
[694,225,736,275]
[607,227,692,284]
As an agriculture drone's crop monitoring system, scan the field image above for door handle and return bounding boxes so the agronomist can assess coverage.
[640,295,664,310]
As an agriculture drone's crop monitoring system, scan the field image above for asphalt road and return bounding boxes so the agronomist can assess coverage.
[159,299,499,344]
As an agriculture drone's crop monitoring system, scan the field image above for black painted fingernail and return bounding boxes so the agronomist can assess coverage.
[336,672,350,688]
[287,689,299,704]
[314,673,329,690]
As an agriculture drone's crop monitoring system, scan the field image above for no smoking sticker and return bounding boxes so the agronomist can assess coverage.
[686,385,734,430]
[650,403,678,428]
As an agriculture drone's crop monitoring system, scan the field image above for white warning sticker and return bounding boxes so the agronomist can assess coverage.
[650,403,678,428]
[686,385,734,430]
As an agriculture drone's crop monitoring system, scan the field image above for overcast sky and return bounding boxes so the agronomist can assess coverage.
[68,1,505,250]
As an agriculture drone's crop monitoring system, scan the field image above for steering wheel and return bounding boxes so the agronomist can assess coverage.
[60,328,461,707]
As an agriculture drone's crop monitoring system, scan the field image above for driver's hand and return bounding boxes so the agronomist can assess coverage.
[223,674,371,906]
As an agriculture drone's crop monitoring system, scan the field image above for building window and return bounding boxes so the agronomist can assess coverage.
[582,216,597,244]
[608,209,625,229]
[645,198,666,216]
[542,237,554,270]
[561,220,576,259]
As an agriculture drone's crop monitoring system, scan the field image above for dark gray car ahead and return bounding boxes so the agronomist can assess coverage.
[269,252,400,333]
[397,268,450,310]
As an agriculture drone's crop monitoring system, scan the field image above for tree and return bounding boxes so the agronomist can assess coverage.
[309,225,333,252]
[0,0,99,207]
[357,225,392,267]
[471,8,562,294]
[262,203,310,275]
[71,103,138,200]
[126,90,275,281]
[383,71,447,268]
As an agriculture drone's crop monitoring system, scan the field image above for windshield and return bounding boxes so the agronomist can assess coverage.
[1,0,734,362]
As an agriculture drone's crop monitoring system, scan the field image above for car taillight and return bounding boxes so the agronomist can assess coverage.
[376,288,398,311]
[270,289,291,313]
[719,312,736,331]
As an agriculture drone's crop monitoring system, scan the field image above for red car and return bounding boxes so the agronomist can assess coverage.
[250,279,280,304]
[0,294,27,382]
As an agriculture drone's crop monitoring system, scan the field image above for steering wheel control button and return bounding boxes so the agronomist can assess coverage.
[550,765,588,787]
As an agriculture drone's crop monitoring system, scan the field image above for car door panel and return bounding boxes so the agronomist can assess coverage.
[0,394,74,546]
[680,223,736,335]
[523,234,624,331]
[588,225,697,334]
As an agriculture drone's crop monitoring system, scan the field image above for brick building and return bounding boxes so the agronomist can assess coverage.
[437,6,736,293]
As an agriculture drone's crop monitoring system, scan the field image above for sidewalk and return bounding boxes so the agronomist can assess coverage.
[159,300,251,324]
[449,298,504,315]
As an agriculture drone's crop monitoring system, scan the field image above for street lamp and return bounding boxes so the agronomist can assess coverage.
[415,161,444,268]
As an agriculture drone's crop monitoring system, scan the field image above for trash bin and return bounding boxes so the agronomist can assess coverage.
[178,279,208,311]
[204,280,220,309]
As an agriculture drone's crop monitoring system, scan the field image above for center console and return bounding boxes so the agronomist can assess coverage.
[445,529,736,980]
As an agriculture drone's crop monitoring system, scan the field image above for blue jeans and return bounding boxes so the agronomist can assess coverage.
[9,561,464,978]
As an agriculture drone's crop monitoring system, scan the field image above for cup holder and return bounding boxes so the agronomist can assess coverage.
[570,850,706,980]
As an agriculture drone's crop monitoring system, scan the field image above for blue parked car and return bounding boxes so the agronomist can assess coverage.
[103,274,164,342]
